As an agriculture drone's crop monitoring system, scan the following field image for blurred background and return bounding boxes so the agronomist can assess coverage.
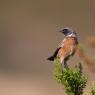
[0,0,95,95]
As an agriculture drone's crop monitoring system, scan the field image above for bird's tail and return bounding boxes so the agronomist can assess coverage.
[47,47,61,61]
[47,56,55,61]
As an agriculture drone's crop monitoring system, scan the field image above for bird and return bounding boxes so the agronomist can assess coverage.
[47,27,78,67]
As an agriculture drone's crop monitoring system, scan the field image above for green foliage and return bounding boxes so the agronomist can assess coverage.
[91,81,95,95]
[54,58,87,95]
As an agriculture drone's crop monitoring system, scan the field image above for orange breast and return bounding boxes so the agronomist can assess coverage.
[57,37,78,58]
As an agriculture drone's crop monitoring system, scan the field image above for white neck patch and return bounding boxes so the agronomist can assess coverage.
[67,33,77,38]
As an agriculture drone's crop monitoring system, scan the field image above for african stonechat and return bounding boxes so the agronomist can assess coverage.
[47,27,78,67]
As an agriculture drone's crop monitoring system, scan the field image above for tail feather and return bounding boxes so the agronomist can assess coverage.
[47,47,61,61]
[47,56,55,61]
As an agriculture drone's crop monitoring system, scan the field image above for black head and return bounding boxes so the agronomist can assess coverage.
[59,27,73,36]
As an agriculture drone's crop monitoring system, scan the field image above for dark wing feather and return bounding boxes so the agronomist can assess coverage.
[47,47,61,61]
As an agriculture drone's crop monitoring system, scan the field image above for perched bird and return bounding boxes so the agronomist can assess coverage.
[47,27,78,67]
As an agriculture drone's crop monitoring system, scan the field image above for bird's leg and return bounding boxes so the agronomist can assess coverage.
[60,57,68,69]
[64,59,69,69]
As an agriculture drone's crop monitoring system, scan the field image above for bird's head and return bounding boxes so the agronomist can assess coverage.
[59,27,77,37]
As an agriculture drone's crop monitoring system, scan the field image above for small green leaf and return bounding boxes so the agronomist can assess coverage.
[53,58,87,95]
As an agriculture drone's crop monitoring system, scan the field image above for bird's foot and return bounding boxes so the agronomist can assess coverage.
[64,62,69,69]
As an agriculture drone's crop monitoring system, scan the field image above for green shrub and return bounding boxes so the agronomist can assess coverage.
[91,81,95,95]
[54,58,87,95]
